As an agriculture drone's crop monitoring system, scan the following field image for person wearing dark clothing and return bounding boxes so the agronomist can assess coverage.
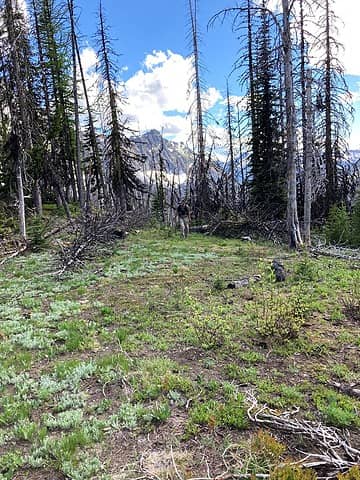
[177,201,190,238]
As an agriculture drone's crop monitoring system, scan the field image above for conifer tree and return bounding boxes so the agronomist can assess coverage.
[0,0,37,239]
[250,2,286,217]
[32,0,75,213]
[96,2,144,210]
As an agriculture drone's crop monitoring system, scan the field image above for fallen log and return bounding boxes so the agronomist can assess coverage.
[310,246,360,263]
[330,382,360,399]
[246,390,360,477]
[0,243,28,266]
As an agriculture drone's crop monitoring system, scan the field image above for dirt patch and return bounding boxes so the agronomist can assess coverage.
[13,469,65,480]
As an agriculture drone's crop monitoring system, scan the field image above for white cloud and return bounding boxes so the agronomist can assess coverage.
[77,48,223,143]
[333,0,360,76]
[125,50,192,115]
[78,47,101,111]
[123,50,223,142]
[80,47,98,72]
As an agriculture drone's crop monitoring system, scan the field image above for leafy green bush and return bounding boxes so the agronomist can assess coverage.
[270,465,317,479]
[325,204,350,245]
[0,451,24,480]
[313,387,360,427]
[184,292,234,349]
[187,395,248,434]
[27,216,49,251]
[293,257,319,282]
[350,198,360,247]
[248,288,308,344]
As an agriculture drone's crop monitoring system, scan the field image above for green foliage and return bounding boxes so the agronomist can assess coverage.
[313,387,360,427]
[332,363,356,382]
[0,451,24,480]
[0,397,33,426]
[325,205,351,245]
[27,216,49,251]
[248,287,308,344]
[13,419,45,441]
[338,466,360,480]
[57,319,96,352]
[115,327,128,344]
[342,276,360,323]
[238,350,265,364]
[257,381,305,409]
[293,257,319,282]
[0,209,16,238]
[213,278,225,291]
[43,409,84,431]
[350,197,360,247]
[270,465,317,479]
[61,455,107,480]
[184,292,234,349]
[187,395,248,434]
[225,430,286,475]
[225,363,258,384]
[145,402,171,424]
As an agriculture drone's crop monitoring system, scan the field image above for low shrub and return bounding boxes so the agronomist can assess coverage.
[338,466,360,479]
[270,465,317,479]
[325,205,350,245]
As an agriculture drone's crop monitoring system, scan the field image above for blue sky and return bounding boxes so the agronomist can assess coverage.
[74,0,360,149]
[75,0,238,85]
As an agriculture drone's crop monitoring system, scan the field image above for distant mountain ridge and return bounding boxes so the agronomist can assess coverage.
[131,130,360,182]
[132,129,193,175]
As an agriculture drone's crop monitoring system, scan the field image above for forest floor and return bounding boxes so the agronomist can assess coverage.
[0,228,359,480]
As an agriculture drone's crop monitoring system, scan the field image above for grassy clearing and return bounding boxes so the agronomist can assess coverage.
[0,229,359,479]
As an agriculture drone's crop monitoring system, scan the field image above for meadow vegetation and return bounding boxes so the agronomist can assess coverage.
[0,228,359,479]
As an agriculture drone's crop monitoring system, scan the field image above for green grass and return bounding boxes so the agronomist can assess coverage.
[0,228,359,479]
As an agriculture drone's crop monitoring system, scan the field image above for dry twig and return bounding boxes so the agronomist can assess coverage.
[246,391,360,477]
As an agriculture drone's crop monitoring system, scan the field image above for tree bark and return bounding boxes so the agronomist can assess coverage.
[226,80,236,207]
[68,0,85,210]
[16,160,27,241]
[282,0,302,248]
[304,68,313,246]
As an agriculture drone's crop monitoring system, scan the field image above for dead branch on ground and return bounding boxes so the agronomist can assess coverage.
[246,391,360,478]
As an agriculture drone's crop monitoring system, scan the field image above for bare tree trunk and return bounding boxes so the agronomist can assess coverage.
[74,21,107,204]
[324,0,335,208]
[16,160,26,240]
[282,0,302,248]
[68,0,85,210]
[33,179,43,216]
[247,0,257,165]
[189,0,208,219]
[226,80,236,207]
[236,102,245,209]
[304,68,313,246]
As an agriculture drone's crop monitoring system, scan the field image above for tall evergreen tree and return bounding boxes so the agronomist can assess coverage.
[0,0,38,239]
[250,2,286,217]
[32,0,76,213]
[96,2,144,210]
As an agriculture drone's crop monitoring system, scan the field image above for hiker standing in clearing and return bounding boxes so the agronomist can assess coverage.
[177,200,191,238]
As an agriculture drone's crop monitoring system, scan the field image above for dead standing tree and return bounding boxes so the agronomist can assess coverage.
[67,0,85,211]
[304,68,313,246]
[282,0,303,248]
[188,0,210,220]
[97,2,145,211]
[2,0,36,240]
